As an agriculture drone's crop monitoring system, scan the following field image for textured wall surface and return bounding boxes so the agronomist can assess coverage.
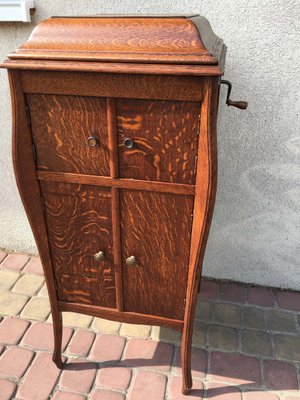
[0,1,299,289]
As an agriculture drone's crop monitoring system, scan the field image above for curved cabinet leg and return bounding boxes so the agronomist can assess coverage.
[181,319,193,394]
[52,310,63,369]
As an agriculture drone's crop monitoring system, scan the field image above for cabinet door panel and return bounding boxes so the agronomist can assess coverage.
[40,181,116,307]
[120,189,194,320]
[117,99,200,184]
[27,94,110,176]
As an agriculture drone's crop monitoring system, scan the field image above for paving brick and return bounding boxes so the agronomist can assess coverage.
[90,390,125,400]
[96,367,132,391]
[208,325,238,351]
[266,309,297,333]
[20,296,50,321]
[21,322,73,352]
[129,370,166,400]
[174,347,207,378]
[247,287,274,307]
[206,382,242,399]
[91,318,121,334]
[17,352,63,400]
[210,351,260,385]
[12,274,45,296]
[89,334,126,363]
[0,291,29,316]
[192,321,207,348]
[0,270,20,290]
[1,253,29,272]
[219,283,245,304]
[63,312,93,329]
[52,392,86,400]
[0,251,7,263]
[195,300,212,322]
[59,359,97,394]
[65,330,95,357]
[0,346,34,379]
[151,326,181,345]
[0,379,17,400]
[213,303,242,327]
[199,280,218,300]
[273,334,300,362]
[241,330,272,357]
[37,283,49,297]
[284,396,300,400]
[122,339,174,372]
[242,391,279,399]
[263,360,298,390]
[23,256,44,276]
[0,317,30,344]
[168,376,203,400]
[119,323,151,338]
[243,307,266,330]
[276,290,300,312]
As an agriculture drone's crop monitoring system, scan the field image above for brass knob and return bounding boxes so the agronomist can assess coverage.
[126,255,137,266]
[87,136,98,147]
[94,251,105,262]
[123,138,134,149]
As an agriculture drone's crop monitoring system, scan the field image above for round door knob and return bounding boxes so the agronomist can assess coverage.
[94,251,105,262]
[87,136,98,147]
[123,138,134,149]
[126,255,137,266]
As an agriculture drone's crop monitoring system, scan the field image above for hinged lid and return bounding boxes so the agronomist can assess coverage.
[2,15,226,75]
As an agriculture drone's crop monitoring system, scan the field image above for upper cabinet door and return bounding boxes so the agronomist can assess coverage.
[27,94,110,176]
[39,181,116,308]
[120,189,194,320]
[117,99,200,184]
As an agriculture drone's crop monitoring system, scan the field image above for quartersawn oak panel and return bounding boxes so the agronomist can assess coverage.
[120,189,194,320]
[27,93,110,175]
[117,99,200,184]
[40,181,116,307]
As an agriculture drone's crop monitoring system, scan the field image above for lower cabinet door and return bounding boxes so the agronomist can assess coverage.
[40,181,116,308]
[120,189,194,320]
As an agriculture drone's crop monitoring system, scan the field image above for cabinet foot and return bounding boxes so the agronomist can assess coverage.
[52,310,63,369]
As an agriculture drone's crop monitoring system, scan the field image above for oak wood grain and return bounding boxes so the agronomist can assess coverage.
[120,189,194,320]
[37,171,195,196]
[8,70,63,368]
[27,93,110,175]
[1,59,223,76]
[117,98,200,184]
[21,71,203,102]
[9,17,217,65]
[181,78,219,394]
[40,181,116,308]
[58,301,183,331]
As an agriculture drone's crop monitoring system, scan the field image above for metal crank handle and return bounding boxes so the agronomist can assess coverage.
[221,79,248,110]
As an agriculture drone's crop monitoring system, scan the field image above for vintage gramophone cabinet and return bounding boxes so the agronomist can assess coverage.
[2,15,247,394]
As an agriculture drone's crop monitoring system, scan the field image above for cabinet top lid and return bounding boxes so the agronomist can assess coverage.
[6,15,225,69]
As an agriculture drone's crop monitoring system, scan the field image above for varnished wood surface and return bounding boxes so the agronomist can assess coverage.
[58,301,183,331]
[27,93,110,175]
[117,99,200,184]
[120,190,194,320]
[37,171,195,196]
[9,17,217,65]
[181,78,219,393]
[21,71,203,102]
[40,181,116,307]
[8,70,63,367]
[1,59,223,76]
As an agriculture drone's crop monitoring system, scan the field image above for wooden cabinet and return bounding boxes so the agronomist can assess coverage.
[1,15,247,394]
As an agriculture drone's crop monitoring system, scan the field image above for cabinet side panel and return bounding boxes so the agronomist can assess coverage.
[39,181,116,308]
[120,189,194,320]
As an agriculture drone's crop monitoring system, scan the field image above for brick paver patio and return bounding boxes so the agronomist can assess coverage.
[0,250,299,399]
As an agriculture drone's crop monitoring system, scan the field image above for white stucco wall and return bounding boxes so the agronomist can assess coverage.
[0,1,299,289]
